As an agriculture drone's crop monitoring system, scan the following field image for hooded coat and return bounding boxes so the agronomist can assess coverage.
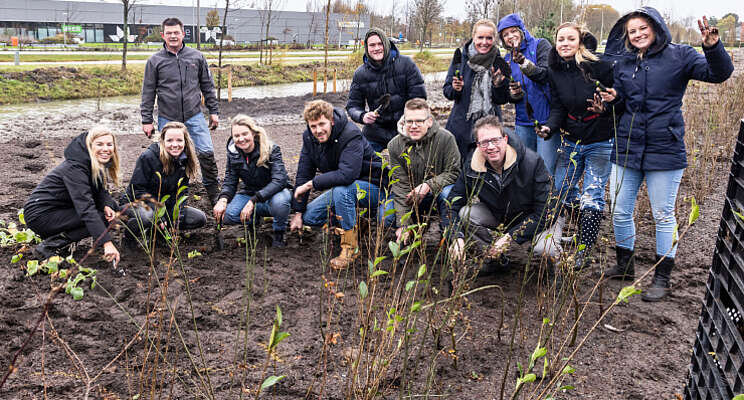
[24,132,118,243]
[387,119,461,226]
[292,108,387,213]
[443,39,511,159]
[604,6,734,170]
[545,32,616,144]
[448,132,551,244]
[497,13,552,127]
[347,29,427,146]
[219,138,290,204]
[124,143,190,212]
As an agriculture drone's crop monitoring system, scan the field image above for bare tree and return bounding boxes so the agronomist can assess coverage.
[323,0,331,92]
[196,0,201,49]
[120,0,137,72]
[353,0,368,51]
[256,0,286,64]
[411,0,443,51]
[465,0,499,22]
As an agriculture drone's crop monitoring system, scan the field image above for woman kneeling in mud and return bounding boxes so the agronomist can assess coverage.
[121,121,206,248]
[24,126,121,264]
[212,114,291,247]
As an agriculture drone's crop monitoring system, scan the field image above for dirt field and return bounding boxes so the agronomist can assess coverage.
[0,79,738,400]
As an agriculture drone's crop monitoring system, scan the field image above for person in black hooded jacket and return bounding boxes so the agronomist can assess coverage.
[290,100,388,270]
[121,121,206,247]
[346,28,427,152]
[537,23,616,271]
[24,127,121,263]
[212,114,291,247]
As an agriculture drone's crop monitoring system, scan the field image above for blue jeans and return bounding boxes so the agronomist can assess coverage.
[609,164,684,258]
[302,180,387,230]
[384,184,454,229]
[515,124,560,176]
[224,189,291,232]
[158,113,213,154]
[553,139,612,212]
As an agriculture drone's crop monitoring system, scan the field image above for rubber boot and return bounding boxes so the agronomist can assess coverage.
[606,246,635,280]
[574,209,602,271]
[33,232,75,260]
[272,230,286,248]
[197,151,221,206]
[330,227,359,270]
[642,256,674,302]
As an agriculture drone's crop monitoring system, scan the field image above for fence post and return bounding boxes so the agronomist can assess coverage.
[313,69,317,97]
[333,69,337,93]
[227,66,233,102]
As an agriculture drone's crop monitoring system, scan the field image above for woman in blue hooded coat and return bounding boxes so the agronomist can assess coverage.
[498,13,559,176]
[443,19,515,160]
[600,8,733,301]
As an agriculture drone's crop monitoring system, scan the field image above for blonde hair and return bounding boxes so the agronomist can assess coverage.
[472,19,497,37]
[159,121,198,179]
[86,125,120,188]
[555,22,598,64]
[303,100,334,123]
[230,114,272,167]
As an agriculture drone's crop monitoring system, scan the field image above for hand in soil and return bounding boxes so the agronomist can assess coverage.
[289,213,304,232]
[485,235,511,260]
[240,200,255,223]
[449,238,466,261]
[103,241,120,264]
[213,198,227,221]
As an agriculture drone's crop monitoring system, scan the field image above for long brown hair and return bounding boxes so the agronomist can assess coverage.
[159,121,198,179]
[230,114,272,167]
[86,125,120,188]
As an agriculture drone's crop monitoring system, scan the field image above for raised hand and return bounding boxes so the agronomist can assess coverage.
[698,16,720,48]
[492,66,506,86]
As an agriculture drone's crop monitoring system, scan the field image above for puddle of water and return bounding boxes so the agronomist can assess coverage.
[0,72,448,119]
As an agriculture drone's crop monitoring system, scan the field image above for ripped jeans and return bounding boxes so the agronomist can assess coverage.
[552,138,612,212]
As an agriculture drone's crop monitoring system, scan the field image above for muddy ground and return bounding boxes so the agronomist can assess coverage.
[0,74,739,400]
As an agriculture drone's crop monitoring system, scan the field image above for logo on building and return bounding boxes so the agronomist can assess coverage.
[109,26,137,42]
[201,26,221,42]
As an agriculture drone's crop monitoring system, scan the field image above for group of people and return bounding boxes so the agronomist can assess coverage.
[25,8,733,302]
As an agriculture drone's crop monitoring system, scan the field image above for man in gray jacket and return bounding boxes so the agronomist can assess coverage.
[140,17,221,204]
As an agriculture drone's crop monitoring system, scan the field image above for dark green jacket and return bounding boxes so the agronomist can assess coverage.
[387,120,460,226]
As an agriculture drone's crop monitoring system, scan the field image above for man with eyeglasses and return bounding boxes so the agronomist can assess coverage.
[448,115,562,274]
[386,98,460,242]
[140,17,221,206]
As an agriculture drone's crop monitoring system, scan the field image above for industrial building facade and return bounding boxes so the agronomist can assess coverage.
[0,0,369,45]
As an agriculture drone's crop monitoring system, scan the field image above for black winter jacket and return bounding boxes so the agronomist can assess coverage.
[448,132,550,244]
[24,132,118,244]
[292,108,386,213]
[346,42,427,146]
[545,35,616,145]
[123,143,190,212]
[219,138,290,203]
[140,43,219,125]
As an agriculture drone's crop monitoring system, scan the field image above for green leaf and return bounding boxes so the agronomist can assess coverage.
[275,305,283,327]
[59,269,68,279]
[561,365,576,375]
[411,301,421,313]
[359,281,368,299]
[177,185,188,197]
[11,253,22,263]
[156,206,167,219]
[26,260,39,276]
[374,256,387,267]
[688,196,699,225]
[160,194,171,204]
[70,286,84,301]
[13,231,31,243]
[17,209,25,225]
[521,373,536,383]
[417,264,427,279]
[371,270,388,278]
[388,241,400,258]
[734,209,744,222]
[187,250,202,258]
[559,385,575,391]
[531,346,547,362]
[260,375,286,392]
[731,395,744,400]
[405,280,415,291]
[274,331,290,346]
[615,285,642,304]
[383,208,396,218]
[46,261,58,274]
[368,260,375,275]
[542,317,550,325]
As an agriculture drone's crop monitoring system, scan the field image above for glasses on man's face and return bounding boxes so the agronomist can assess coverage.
[404,117,429,126]
[477,136,505,148]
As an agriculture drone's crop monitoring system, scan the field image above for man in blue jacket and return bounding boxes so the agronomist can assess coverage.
[290,100,387,269]
[346,28,427,152]
[140,17,221,205]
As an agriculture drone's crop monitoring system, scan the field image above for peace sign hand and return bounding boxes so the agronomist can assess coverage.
[698,16,719,48]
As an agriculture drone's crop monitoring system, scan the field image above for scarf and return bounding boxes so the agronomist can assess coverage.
[466,42,498,121]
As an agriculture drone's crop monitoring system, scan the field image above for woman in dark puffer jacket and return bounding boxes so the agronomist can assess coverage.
[600,7,733,301]
[121,121,206,248]
[538,23,615,271]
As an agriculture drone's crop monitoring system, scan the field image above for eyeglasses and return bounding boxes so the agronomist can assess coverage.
[477,137,505,148]
[404,118,429,126]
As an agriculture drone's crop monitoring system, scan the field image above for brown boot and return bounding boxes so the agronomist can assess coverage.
[330,227,359,270]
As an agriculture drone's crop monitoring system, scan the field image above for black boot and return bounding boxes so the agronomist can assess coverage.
[480,254,510,275]
[197,151,220,206]
[642,256,674,302]
[574,209,603,271]
[606,246,635,280]
[33,232,75,260]
[272,230,287,248]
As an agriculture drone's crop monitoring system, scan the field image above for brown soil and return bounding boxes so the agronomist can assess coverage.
[0,87,734,399]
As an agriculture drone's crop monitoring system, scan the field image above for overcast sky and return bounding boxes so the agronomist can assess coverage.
[73,0,744,22]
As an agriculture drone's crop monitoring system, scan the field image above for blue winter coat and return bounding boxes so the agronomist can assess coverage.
[292,108,386,213]
[497,13,552,127]
[604,6,734,170]
[346,42,427,146]
[443,40,511,160]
